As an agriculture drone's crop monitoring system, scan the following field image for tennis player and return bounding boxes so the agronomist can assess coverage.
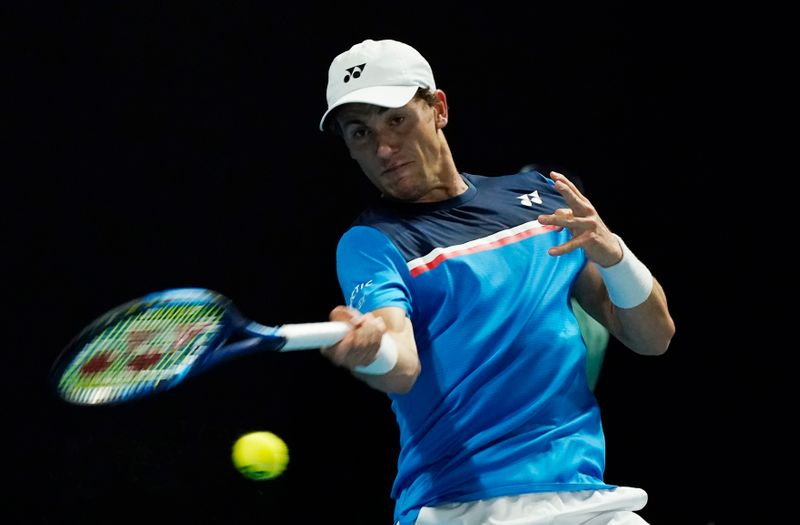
[319,39,675,525]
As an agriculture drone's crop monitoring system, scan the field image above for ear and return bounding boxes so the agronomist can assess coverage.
[433,89,449,129]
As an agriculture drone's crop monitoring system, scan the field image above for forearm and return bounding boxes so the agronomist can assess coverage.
[323,305,422,394]
[355,329,421,394]
[610,278,675,355]
[576,240,675,356]
[596,235,675,355]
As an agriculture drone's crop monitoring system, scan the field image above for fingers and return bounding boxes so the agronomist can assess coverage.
[537,209,593,230]
[322,309,386,370]
[547,241,574,257]
[549,172,592,216]
[329,305,362,323]
[549,171,580,194]
[538,172,615,260]
[546,232,587,257]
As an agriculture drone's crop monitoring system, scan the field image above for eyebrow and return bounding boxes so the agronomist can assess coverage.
[338,106,392,127]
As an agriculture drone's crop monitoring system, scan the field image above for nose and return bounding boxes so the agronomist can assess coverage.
[375,129,398,159]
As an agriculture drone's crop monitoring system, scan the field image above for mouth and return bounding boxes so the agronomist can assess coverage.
[382,161,412,176]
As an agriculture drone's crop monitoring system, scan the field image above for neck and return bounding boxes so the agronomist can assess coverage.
[417,134,465,203]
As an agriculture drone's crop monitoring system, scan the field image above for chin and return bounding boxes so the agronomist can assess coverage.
[388,186,426,203]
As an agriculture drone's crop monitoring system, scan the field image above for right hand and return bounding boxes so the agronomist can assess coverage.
[320,306,387,371]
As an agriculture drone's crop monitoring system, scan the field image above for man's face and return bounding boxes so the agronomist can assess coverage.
[335,96,447,203]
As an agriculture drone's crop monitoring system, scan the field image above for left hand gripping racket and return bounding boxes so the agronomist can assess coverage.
[51,288,398,405]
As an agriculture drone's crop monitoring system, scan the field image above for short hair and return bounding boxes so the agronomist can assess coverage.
[324,87,439,136]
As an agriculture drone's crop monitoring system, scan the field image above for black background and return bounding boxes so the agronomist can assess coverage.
[7,3,739,524]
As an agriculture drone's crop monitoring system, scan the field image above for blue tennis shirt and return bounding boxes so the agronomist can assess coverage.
[336,171,613,524]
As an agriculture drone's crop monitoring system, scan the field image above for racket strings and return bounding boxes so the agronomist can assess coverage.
[58,302,225,404]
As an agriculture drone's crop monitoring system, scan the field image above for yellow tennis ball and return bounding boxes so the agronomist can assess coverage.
[231,431,289,480]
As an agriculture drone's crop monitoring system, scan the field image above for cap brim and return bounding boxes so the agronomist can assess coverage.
[319,85,419,131]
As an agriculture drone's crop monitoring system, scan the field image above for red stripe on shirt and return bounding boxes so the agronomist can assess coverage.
[408,222,559,277]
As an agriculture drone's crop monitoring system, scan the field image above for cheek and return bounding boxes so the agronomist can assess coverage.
[352,154,380,179]
[347,143,369,161]
[416,133,439,158]
[349,150,369,167]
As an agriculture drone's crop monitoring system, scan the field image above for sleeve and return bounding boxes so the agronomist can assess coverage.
[336,225,414,316]
[532,169,558,188]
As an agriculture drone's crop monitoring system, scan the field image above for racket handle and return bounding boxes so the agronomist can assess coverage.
[276,321,351,350]
[276,321,398,375]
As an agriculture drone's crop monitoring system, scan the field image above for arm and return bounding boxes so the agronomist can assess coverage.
[537,171,675,355]
[573,262,674,355]
[321,305,421,394]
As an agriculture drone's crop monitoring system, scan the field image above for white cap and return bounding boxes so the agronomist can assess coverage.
[319,39,436,131]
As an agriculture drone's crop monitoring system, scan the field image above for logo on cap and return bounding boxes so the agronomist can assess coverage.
[320,39,436,131]
[344,64,366,83]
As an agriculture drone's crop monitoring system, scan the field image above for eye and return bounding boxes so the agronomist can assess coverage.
[390,116,405,126]
[349,127,369,141]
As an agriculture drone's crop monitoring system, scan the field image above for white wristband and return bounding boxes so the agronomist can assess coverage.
[596,235,653,309]
[354,333,398,375]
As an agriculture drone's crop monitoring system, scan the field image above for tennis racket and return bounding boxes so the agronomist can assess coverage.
[51,288,397,406]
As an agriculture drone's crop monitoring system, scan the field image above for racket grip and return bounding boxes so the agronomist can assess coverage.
[276,322,398,374]
[277,321,351,350]
[354,333,398,375]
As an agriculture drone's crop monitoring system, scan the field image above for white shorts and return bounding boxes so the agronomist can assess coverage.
[410,487,649,525]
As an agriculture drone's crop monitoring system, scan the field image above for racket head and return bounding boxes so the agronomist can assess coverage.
[52,288,241,406]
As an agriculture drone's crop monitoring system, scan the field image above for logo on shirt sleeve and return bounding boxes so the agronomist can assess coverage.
[348,279,373,311]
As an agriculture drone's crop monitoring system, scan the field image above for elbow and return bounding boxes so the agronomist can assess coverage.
[371,360,421,395]
[392,380,415,395]
[391,362,422,394]
[649,340,671,356]
[647,317,676,356]
[661,317,676,354]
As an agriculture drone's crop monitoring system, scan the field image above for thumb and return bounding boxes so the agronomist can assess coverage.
[329,305,362,324]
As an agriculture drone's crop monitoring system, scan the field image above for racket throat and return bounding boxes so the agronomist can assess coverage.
[204,333,282,368]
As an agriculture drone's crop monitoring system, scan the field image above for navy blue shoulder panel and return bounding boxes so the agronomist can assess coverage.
[352,172,566,262]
